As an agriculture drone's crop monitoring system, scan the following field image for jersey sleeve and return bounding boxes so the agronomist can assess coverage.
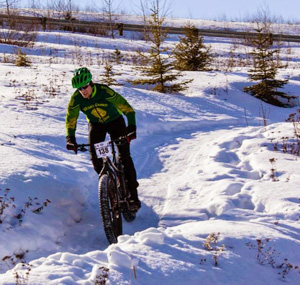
[105,86,136,125]
[65,94,80,136]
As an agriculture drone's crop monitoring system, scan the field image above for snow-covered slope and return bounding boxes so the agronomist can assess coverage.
[0,15,299,284]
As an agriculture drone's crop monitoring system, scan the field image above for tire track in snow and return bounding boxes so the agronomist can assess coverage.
[137,127,267,228]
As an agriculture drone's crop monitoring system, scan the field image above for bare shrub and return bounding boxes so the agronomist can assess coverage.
[2,250,32,285]
[203,232,225,266]
[273,109,300,156]
[0,188,51,226]
[246,238,300,279]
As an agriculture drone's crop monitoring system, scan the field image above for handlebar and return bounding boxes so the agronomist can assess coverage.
[77,144,90,152]
[73,132,136,153]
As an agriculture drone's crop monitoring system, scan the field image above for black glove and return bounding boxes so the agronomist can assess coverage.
[66,135,77,154]
[126,125,136,142]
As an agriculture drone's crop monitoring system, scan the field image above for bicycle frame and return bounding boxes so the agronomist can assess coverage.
[77,137,128,202]
[95,137,130,207]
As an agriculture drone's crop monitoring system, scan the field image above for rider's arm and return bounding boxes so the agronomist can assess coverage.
[105,86,136,125]
[65,94,80,136]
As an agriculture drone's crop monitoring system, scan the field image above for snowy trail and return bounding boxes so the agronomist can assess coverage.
[138,127,259,228]
[139,124,299,226]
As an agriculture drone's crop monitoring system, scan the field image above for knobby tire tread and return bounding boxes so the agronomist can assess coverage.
[99,174,122,244]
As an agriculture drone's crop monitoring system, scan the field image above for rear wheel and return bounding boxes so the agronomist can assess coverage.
[99,174,122,244]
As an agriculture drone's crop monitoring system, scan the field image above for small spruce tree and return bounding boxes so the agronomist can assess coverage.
[112,47,123,65]
[101,59,121,86]
[130,4,192,93]
[174,23,212,71]
[15,49,31,67]
[244,26,295,107]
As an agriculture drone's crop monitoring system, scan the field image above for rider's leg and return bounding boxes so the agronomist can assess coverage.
[108,117,140,208]
[88,122,107,174]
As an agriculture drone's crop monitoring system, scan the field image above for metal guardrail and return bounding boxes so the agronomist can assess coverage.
[1,13,300,43]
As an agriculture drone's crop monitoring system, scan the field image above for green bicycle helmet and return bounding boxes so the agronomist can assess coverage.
[72,67,92,88]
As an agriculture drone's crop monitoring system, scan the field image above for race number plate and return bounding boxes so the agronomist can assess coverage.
[94,141,111,158]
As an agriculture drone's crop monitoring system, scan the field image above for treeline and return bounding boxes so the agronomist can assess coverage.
[0,0,296,107]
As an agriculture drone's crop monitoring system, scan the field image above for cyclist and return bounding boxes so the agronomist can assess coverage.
[65,67,141,211]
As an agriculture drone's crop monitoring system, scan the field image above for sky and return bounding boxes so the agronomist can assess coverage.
[17,0,300,22]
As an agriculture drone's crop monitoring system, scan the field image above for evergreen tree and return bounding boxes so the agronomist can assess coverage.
[101,59,121,86]
[174,23,212,71]
[244,26,294,107]
[130,4,192,93]
[112,47,123,65]
[15,49,31,67]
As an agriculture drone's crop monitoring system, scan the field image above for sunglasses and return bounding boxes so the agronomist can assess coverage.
[78,83,90,91]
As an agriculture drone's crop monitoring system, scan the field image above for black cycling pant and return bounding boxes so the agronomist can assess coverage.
[88,116,139,198]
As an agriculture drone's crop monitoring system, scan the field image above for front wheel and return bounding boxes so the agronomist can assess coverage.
[99,174,122,244]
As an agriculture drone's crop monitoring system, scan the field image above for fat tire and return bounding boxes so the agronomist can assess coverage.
[99,174,122,244]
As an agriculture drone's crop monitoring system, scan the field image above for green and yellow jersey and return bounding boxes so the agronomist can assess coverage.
[66,83,135,136]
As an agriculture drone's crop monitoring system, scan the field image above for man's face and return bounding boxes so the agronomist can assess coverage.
[79,83,92,99]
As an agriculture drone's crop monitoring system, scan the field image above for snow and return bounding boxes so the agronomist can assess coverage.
[0,11,300,285]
